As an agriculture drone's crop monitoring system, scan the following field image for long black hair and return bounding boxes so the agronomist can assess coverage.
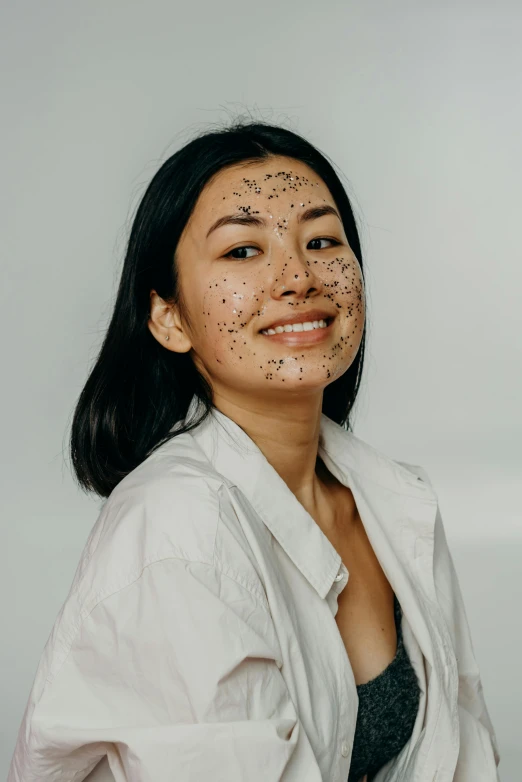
[69,118,368,498]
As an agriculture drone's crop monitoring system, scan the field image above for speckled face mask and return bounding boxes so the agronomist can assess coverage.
[174,155,366,400]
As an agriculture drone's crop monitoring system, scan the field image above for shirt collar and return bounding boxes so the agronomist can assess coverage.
[178,395,437,599]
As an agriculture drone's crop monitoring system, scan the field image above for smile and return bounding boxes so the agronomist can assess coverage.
[259,316,335,344]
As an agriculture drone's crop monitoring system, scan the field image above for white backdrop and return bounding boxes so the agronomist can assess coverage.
[2,1,520,779]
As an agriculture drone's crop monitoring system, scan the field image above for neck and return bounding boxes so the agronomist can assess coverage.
[212,389,331,517]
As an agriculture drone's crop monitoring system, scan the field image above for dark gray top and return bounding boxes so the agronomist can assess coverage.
[347,595,421,782]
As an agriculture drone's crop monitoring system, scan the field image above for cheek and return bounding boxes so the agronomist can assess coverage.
[322,255,364,304]
[199,278,258,356]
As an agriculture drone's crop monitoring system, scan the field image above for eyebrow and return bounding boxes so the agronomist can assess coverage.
[205,204,342,239]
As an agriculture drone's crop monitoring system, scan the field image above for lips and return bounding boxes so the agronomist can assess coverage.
[259,309,335,332]
[259,316,335,345]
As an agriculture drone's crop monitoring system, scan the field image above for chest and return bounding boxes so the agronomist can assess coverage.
[325,492,399,687]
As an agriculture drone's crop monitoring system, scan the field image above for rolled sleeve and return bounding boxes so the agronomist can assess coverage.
[9,558,320,782]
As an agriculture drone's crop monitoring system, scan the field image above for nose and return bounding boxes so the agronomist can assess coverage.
[269,248,324,300]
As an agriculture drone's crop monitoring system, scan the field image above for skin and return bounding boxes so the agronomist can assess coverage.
[148,155,365,533]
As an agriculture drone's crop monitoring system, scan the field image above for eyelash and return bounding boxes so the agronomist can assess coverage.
[224,237,341,260]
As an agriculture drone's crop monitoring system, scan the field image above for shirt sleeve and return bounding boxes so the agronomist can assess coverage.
[414,465,501,779]
[8,557,322,782]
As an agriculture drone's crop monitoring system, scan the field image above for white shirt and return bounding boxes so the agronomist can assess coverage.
[8,396,501,782]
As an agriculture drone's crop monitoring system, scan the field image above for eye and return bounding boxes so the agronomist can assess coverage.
[308,237,341,251]
[224,245,260,260]
[224,237,341,260]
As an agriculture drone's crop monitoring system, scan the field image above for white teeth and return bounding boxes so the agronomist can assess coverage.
[261,319,329,335]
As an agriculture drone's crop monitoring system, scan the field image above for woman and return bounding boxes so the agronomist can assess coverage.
[8,120,500,782]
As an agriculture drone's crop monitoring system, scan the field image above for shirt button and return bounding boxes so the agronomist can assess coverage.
[334,572,344,582]
[341,739,350,757]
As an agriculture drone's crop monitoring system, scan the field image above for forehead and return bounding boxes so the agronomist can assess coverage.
[192,156,331,221]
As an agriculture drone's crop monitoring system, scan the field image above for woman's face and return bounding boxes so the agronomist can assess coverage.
[151,155,365,405]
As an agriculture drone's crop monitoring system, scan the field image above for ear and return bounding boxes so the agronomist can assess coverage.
[147,290,192,354]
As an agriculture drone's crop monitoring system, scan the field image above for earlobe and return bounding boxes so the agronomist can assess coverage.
[164,330,193,353]
[147,317,192,353]
[163,328,193,353]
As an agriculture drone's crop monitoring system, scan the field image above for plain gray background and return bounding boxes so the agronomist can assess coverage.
[2,1,520,779]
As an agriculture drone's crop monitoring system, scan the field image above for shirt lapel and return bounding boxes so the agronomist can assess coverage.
[183,395,440,652]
